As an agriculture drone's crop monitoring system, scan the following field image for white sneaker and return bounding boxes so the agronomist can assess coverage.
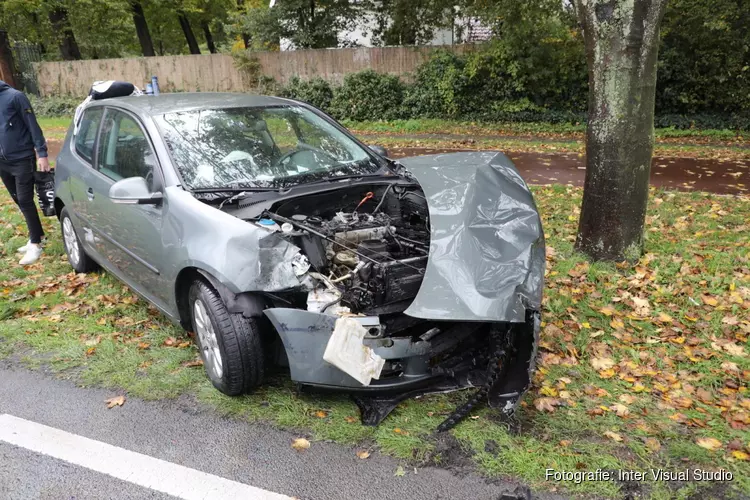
[17,238,45,254]
[16,240,32,254]
[19,244,42,265]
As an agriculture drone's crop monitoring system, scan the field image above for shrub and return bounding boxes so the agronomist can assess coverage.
[28,95,81,117]
[329,70,406,121]
[402,50,471,118]
[280,76,334,111]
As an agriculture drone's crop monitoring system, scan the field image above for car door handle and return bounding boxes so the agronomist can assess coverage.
[86,188,95,201]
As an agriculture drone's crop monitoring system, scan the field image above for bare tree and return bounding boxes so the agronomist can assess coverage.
[573,0,669,261]
[130,0,156,56]
[177,11,201,54]
[201,20,216,53]
[47,5,81,60]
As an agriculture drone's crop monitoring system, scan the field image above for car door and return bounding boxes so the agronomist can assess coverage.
[68,107,105,256]
[88,107,171,309]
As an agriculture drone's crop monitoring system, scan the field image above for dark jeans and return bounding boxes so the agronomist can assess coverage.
[0,156,44,244]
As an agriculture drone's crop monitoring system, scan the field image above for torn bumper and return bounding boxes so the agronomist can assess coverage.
[264,308,488,391]
[264,309,539,395]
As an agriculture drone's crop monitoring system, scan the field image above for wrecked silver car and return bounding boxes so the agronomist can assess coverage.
[54,93,544,427]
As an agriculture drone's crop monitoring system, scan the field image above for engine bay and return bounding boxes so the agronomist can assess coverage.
[262,182,431,317]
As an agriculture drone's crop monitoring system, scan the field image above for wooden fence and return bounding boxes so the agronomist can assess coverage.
[33,45,476,97]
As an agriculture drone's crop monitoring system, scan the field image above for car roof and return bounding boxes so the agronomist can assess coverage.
[86,92,295,118]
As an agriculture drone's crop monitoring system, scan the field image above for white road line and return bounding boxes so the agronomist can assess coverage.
[0,413,292,500]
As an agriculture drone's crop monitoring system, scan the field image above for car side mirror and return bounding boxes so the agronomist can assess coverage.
[369,145,389,158]
[109,177,163,205]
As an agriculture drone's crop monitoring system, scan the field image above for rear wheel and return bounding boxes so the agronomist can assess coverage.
[59,207,98,273]
[189,280,265,395]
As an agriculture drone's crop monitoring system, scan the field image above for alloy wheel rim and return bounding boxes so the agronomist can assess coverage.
[62,218,80,266]
[193,299,223,380]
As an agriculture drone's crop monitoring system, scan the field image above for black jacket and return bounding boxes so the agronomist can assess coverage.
[0,81,48,161]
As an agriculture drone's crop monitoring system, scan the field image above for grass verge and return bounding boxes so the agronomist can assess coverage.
[342,118,750,145]
[365,136,750,162]
[1,186,748,499]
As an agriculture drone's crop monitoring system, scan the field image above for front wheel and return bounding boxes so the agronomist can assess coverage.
[59,207,98,273]
[189,280,265,395]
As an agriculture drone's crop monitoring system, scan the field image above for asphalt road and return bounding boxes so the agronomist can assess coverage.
[0,365,563,500]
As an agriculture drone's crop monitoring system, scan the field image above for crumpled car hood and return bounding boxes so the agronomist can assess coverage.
[398,152,545,323]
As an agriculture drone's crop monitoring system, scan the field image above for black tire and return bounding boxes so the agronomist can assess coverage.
[189,280,264,395]
[59,207,98,273]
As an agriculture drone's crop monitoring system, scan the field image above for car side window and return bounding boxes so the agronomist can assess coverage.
[74,108,104,163]
[97,109,158,191]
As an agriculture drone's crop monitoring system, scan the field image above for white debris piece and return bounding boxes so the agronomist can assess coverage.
[291,254,311,276]
[323,317,385,386]
[306,289,350,316]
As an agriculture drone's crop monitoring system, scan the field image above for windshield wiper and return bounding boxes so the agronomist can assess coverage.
[191,186,278,193]
[296,172,396,187]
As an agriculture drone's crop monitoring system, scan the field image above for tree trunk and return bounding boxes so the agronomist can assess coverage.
[0,30,18,88]
[201,21,217,53]
[177,12,201,54]
[237,0,250,48]
[48,6,82,60]
[130,0,155,57]
[573,0,668,262]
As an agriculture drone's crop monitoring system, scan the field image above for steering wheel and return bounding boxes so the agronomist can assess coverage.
[273,144,338,170]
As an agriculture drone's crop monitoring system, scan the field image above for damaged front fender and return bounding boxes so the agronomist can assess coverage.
[399,152,545,323]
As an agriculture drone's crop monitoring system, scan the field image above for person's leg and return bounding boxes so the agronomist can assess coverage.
[0,166,19,205]
[12,158,45,244]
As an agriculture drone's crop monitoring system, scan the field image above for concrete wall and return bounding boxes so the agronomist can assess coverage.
[33,45,477,97]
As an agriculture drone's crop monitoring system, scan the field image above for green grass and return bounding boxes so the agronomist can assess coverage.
[366,135,750,162]
[1,184,749,498]
[342,118,750,144]
[38,117,72,141]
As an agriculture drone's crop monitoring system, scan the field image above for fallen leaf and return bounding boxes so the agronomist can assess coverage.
[314,411,328,419]
[722,315,739,326]
[394,465,406,477]
[632,297,651,316]
[105,395,125,409]
[291,438,310,451]
[600,306,615,316]
[701,295,718,307]
[731,450,749,461]
[619,394,636,404]
[534,397,559,412]
[657,312,673,323]
[611,403,630,417]
[356,450,370,460]
[591,357,615,371]
[604,431,623,442]
[696,437,722,451]
[84,335,102,347]
[722,361,740,372]
[645,438,661,452]
[344,416,357,423]
[724,343,746,357]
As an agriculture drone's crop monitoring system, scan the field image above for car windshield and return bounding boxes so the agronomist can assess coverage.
[158,105,379,190]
